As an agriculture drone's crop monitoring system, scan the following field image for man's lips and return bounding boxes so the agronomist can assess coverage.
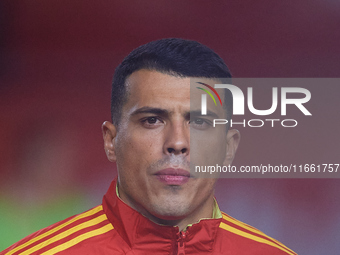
[154,168,190,185]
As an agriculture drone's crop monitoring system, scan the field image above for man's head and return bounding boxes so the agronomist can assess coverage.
[110,38,233,128]
[102,38,240,230]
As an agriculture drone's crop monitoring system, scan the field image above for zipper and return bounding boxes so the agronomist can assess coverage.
[177,231,186,255]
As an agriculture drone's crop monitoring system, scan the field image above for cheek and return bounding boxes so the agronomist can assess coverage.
[191,130,227,165]
[116,128,147,153]
[197,178,216,190]
[115,129,164,173]
[191,179,216,205]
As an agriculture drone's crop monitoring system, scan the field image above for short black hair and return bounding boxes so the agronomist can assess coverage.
[111,38,232,127]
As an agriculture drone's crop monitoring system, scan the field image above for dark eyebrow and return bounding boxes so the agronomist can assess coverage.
[130,107,219,119]
[190,110,219,119]
[130,106,169,116]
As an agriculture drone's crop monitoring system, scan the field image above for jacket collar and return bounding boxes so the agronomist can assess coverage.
[102,178,222,253]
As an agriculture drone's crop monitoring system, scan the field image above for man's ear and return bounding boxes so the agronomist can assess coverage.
[102,121,117,162]
[223,129,240,166]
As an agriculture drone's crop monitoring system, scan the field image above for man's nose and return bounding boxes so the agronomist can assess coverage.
[163,122,189,156]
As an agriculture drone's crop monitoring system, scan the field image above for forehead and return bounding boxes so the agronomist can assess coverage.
[128,69,190,97]
[123,69,225,117]
[123,70,190,112]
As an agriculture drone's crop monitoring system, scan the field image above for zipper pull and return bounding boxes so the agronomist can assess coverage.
[177,231,186,255]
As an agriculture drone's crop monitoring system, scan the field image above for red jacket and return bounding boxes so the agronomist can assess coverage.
[1,179,296,255]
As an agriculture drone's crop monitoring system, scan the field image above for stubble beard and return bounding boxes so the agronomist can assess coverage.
[145,155,196,220]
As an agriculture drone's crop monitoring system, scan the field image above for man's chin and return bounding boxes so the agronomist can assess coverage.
[148,200,192,221]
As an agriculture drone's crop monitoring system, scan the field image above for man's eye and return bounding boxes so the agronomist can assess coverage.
[141,117,163,128]
[194,118,204,125]
[190,118,211,130]
[146,117,158,124]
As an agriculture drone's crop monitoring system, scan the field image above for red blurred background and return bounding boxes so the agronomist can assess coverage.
[1,1,339,253]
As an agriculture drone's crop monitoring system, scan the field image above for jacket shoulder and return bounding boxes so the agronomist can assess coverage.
[1,205,114,255]
[215,211,297,255]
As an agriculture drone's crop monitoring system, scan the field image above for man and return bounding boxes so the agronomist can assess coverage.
[1,38,296,254]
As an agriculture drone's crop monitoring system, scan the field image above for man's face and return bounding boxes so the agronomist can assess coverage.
[103,69,239,222]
